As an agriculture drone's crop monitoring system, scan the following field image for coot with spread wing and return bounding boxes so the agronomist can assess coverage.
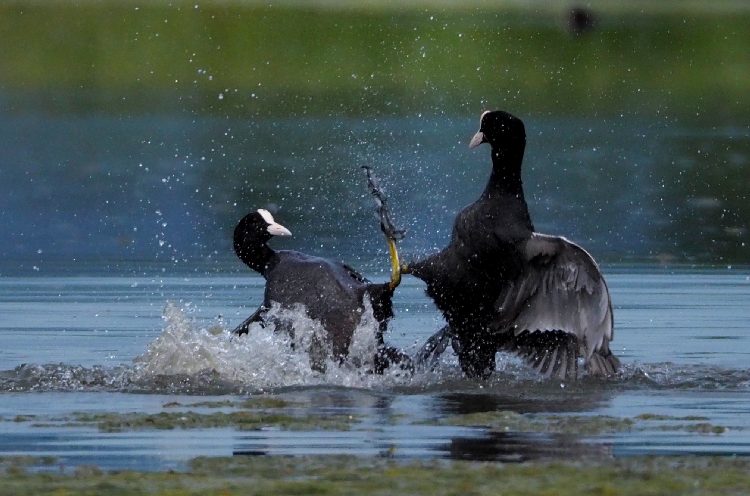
[407,110,619,380]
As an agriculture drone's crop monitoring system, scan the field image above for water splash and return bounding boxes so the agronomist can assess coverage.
[0,362,133,392]
[130,301,414,392]
[614,362,750,390]
[2,301,750,394]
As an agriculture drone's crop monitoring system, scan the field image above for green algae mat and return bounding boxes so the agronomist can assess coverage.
[2,399,743,494]
[2,455,750,496]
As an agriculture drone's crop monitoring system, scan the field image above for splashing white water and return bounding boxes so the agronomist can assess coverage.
[132,301,414,390]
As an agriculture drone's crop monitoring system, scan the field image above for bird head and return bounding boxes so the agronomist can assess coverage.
[234,208,292,249]
[469,110,526,151]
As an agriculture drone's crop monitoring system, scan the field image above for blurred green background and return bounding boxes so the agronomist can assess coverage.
[3,1,749,117]
[1,1,748,273]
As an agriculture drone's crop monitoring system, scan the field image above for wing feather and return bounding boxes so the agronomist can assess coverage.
[496,234,616,375]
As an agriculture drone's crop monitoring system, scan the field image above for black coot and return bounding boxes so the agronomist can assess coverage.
[407,110,619,380]
[232,208,409,373]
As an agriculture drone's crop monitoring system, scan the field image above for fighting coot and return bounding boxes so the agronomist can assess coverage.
[232,208,409,373]
[406,110,619,380]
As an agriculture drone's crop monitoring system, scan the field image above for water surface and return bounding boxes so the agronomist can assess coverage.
[1,268,748,470]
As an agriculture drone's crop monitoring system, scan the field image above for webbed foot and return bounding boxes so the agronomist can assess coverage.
[231,305,267,336]
[414,325,453,371]
[362,165,406,290]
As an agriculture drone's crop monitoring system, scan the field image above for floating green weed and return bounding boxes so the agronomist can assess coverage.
[161,397,293,409]
[3,455,750,496]
[635,413,709,421]
[70,410,356,432]
[424,410,729,436]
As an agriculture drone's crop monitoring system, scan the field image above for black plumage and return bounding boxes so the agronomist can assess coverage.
[232,209,409,373]
[408,111,619,380]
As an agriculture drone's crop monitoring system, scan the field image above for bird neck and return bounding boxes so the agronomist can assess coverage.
[235,241,276,276]
[483,146,526,197]
[483,145,535,234]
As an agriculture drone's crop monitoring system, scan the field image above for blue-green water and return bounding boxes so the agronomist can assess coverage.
[1,114,748,273]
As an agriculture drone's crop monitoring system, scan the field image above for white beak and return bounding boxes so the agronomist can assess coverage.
[267,222,292,237]
[469,131,485,149]
[257,208,292,236]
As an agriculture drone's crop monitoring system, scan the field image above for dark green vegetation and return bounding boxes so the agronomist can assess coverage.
[5,396,730,435]
[0,394,740,493]
[68,409,358,432]
[1,1,749,119]
[6,397,357,431]
[3,455,750,495]
[423,410,729,436]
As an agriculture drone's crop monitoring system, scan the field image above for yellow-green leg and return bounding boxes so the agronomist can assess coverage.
[387,237,402,290]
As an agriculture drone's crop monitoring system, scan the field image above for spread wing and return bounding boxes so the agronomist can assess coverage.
[494,234,618,379]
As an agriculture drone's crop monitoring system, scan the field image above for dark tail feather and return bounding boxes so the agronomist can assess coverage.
[504,330,579,381]
[586,345,620,376]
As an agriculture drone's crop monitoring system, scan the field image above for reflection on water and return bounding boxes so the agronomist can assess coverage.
[435,391,610,416]
[446,431,611,462]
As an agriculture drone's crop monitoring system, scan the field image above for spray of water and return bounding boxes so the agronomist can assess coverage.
[131,301,415,391]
